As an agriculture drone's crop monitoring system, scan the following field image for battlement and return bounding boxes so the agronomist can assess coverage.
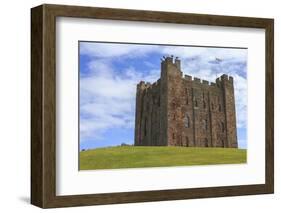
[215,74,234,84]
[183,73,234,87]
[161,55,181,70]
[137,79,161,90]
[138,56,234,90]
[183,74,211,86]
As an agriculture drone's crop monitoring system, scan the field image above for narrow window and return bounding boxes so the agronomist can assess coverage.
[203,101,206,109]
[173,113,176,120]
[144,118,147,136]
[203,119,208,130]
[221,122,225,132]
[172,133,176,140]
[195,99,198,107]
[184,114,190,128]
[219,104,222,112]
[185,137,189,147]
[186,97,189,105]
[211,103,214,110]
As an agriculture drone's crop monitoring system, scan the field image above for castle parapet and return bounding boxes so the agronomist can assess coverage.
[193,77,201,83]
[161,55,181,70]
[215,74,234,84]
[137,81,152,90]
[184,75,192,81]
[202,80,209,85]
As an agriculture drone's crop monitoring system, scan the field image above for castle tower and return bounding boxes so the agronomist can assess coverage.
[221,75,238,148]
[134,56,238,148]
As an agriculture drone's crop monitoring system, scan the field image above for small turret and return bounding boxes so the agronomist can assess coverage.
[175,57,181,70]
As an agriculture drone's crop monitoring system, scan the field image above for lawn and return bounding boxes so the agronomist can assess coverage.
[79,146,247,170]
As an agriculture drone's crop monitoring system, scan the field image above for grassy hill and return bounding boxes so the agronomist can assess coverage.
[79,146,247,170]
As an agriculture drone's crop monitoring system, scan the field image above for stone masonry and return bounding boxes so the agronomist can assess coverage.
[134,56,238,148]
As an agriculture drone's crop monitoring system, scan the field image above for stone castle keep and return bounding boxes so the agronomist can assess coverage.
[134,56,238,148]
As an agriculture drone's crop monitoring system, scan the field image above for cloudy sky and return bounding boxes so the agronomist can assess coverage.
[79,41,247,150]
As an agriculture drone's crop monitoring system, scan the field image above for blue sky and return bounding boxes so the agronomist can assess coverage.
[79,42,247,150]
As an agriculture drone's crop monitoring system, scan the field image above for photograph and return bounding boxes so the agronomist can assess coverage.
[78,41,248,170]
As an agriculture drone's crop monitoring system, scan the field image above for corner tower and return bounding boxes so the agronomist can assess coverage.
[221,75,238,148]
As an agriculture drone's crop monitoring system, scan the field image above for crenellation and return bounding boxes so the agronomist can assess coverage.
[193,77,201,83]
[202,80,209,85]
[184,75,192,81]
[221,74,229,81]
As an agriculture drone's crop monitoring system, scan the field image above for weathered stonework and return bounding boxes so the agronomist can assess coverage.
[134,56,238,148]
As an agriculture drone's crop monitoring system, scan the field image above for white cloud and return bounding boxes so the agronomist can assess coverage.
[80,58,159,142]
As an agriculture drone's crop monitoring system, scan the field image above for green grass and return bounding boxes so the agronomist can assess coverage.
[79,146,247,170]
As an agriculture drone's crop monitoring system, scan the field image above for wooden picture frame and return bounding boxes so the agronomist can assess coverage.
[31,4,274,208]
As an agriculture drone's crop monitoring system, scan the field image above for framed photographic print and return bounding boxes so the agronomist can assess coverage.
[31,4,274,208]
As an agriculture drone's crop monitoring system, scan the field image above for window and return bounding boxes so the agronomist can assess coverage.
[186,97,189,105]
[203,101,206,109]
[173,113,176,120]
[172,133,176,140]
[194,99,198,107]
[219,104,222,112]
[184,114,190,128]
[211,103,214,110]
[185,137,189,147]
[144,118,147,136]
[221,122,225,132]
[203,119,208,130]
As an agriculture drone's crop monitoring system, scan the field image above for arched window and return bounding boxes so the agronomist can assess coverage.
[184,114,190,128]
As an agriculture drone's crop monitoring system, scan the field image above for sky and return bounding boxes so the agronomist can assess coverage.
[79,41,247,150]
